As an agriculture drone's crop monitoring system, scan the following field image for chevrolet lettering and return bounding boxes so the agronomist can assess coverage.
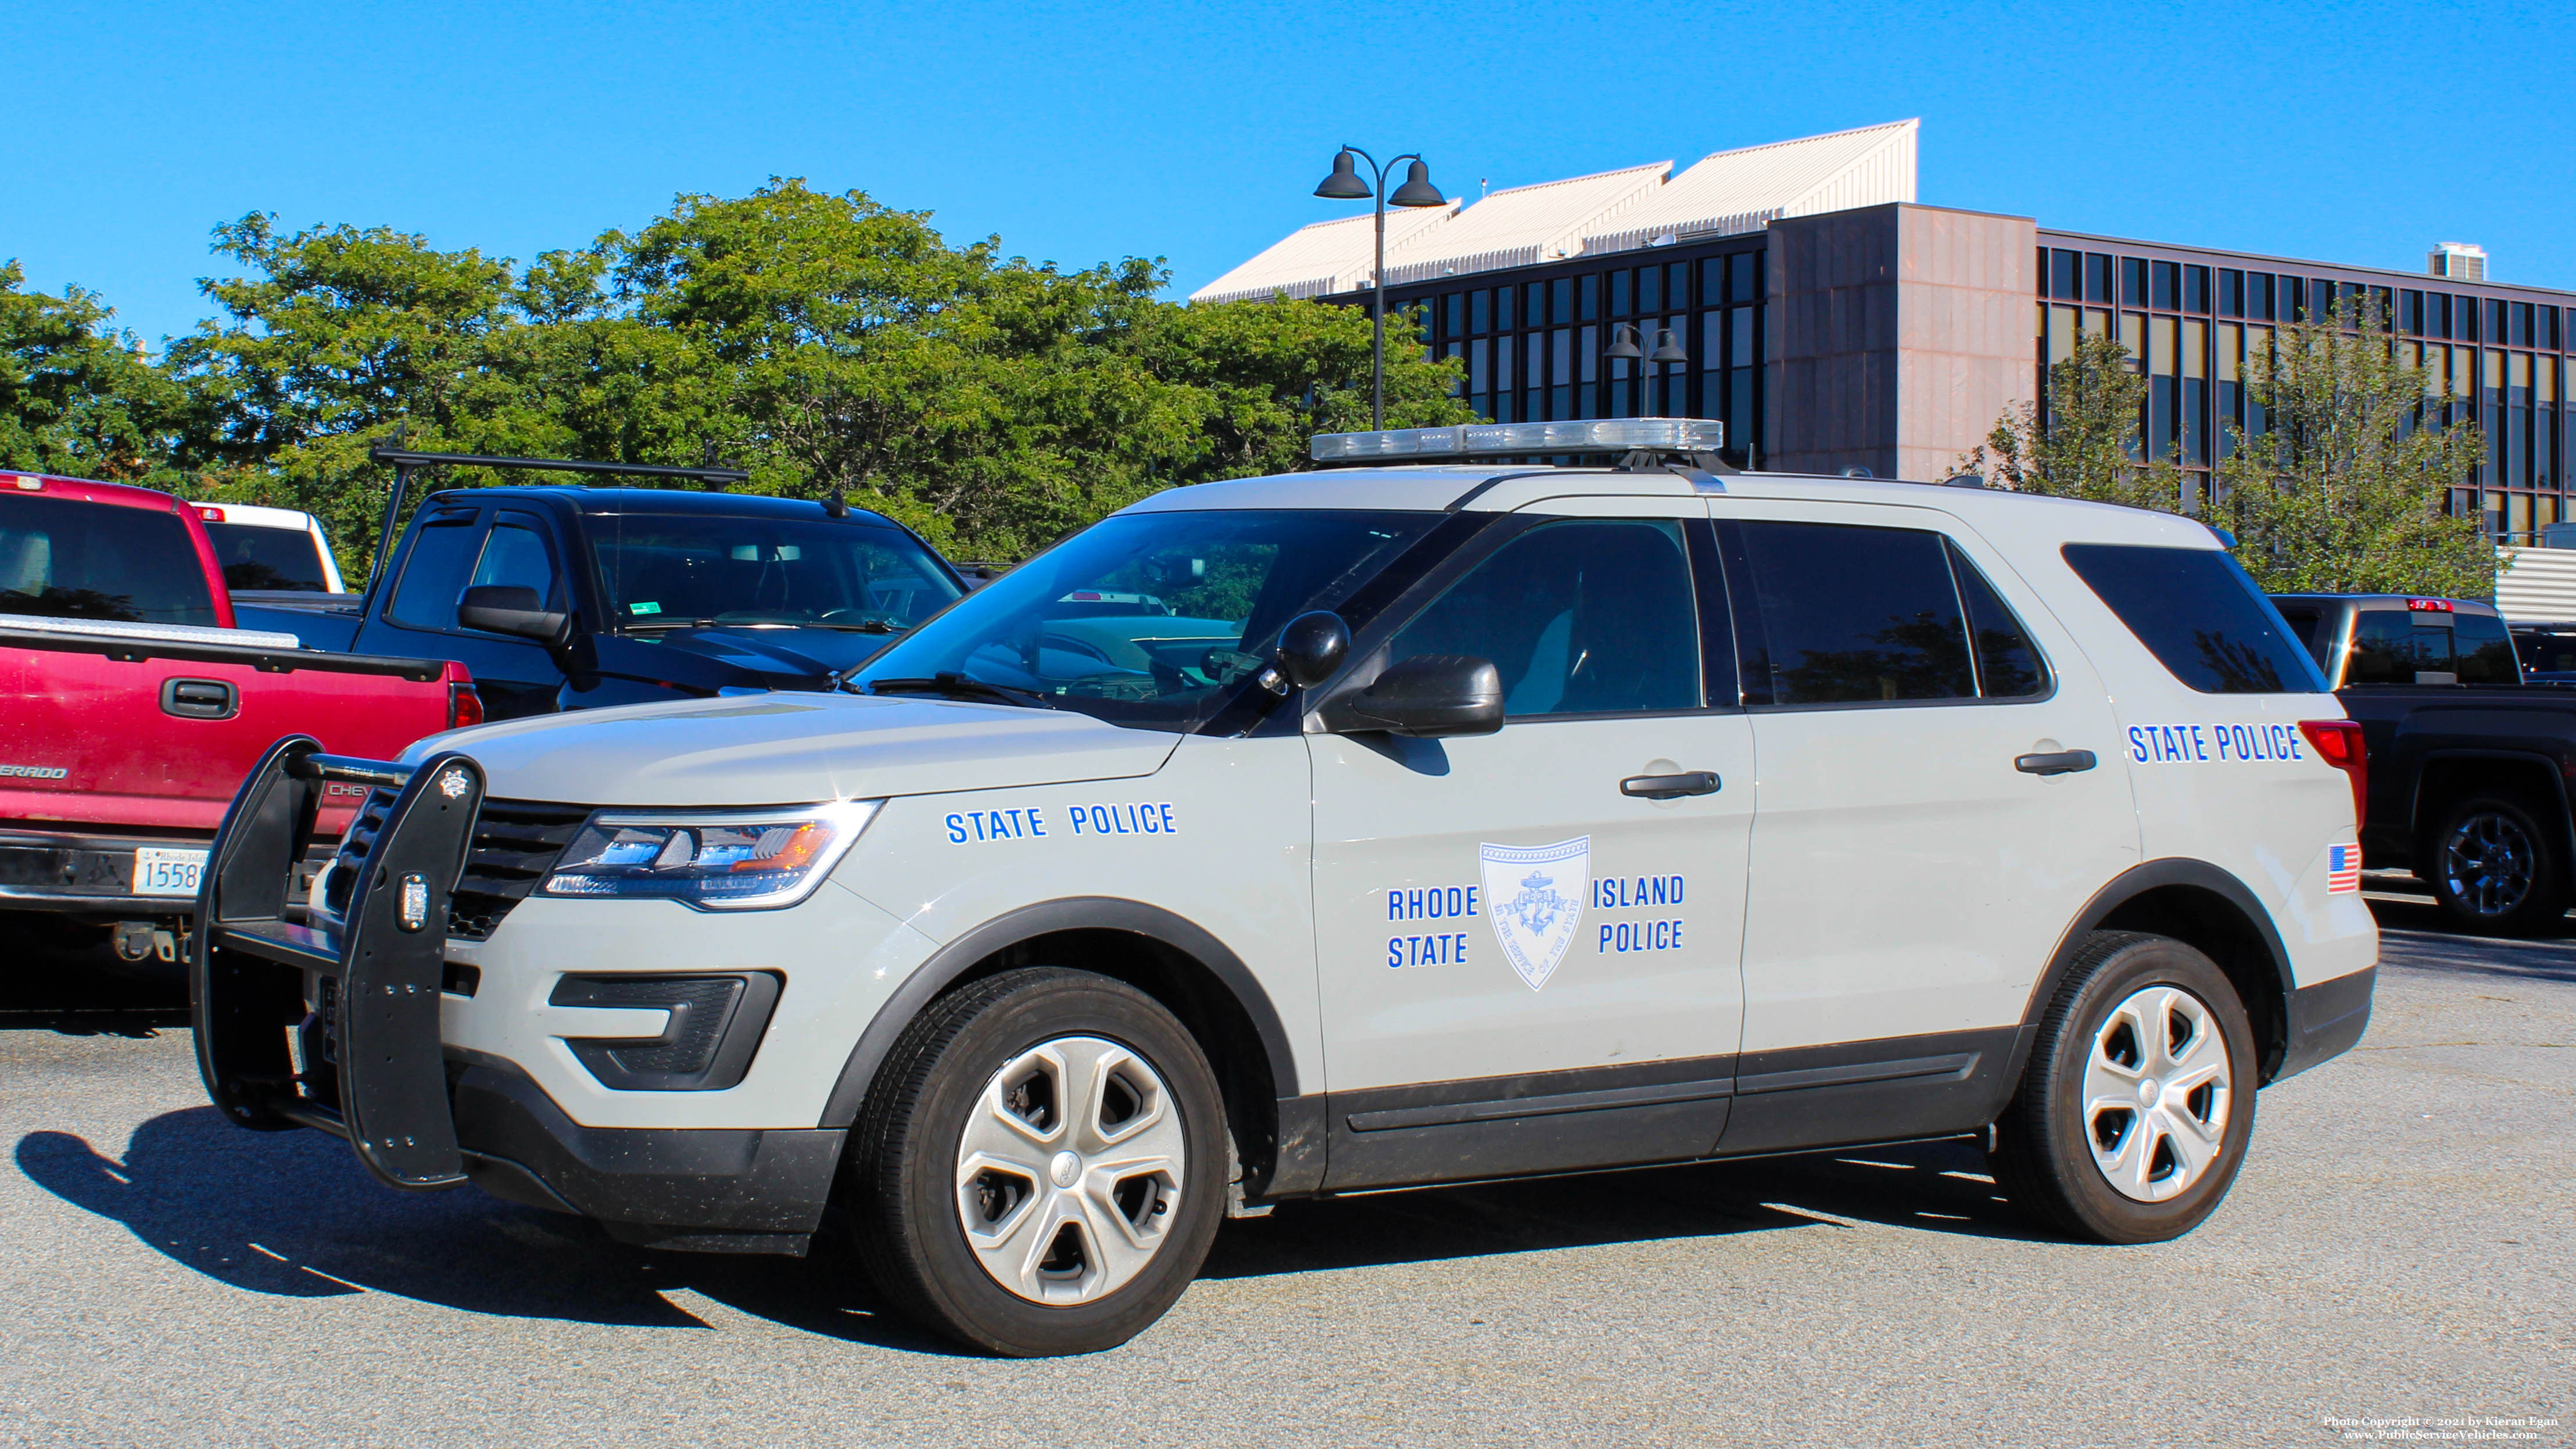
[191,419,2376,1358]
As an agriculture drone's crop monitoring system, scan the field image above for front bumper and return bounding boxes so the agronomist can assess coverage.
[191,737,842,1254]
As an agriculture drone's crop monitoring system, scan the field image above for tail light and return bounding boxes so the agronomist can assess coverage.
[2299,720,2367,829]
[449,682,486,730]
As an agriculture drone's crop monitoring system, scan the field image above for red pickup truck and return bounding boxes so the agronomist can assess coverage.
[1,472,479,966]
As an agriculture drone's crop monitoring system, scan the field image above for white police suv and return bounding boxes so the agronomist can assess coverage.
[192,419,2377,1357]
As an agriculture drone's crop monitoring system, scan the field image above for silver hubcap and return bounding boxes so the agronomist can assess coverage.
[2441,811,2535,917]
[2083,985,2233,1203]
[954,1036,1184,1305]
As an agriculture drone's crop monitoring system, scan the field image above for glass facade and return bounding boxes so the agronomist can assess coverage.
[2038,237,2572,542]
[1381,243,1767,468]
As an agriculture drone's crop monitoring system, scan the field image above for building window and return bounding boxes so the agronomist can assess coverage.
[2050,249,2079,300]
[2219,269,2244,318]
[2086,253,2112,304]
[2122,257,2148,307]
[1609,270,1631,318]
[2401,289,2423,336]
[2247,272,2274,322]
[2183,266,2209,314]
[1578,274,1599,322]
[1638,265,1661,315]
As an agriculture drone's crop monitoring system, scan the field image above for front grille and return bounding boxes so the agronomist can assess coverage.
[323,789,592,940]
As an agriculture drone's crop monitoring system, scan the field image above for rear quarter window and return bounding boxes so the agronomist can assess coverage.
[2062,544,2327,694]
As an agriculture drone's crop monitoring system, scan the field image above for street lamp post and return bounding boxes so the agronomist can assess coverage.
[1315,146,1448,431]
[1603,321,1693,418]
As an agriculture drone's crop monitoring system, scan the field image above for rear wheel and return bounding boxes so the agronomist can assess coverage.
[844,967,1226,1357]
[1989,931,2256,1243]
[2424,792,2570,937]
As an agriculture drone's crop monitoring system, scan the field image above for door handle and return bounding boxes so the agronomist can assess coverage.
[1620,770,1721,799]
[2015,749,2097,776]
[160,677,238,720]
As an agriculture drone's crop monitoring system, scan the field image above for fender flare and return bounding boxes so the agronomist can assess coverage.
[816,896,1302,1128]
[2007,858,2296,1085]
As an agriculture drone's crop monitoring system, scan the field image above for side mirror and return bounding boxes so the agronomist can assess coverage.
[1271,610,1350,690]
[1333,654,1504,737]
[457,584,572,648]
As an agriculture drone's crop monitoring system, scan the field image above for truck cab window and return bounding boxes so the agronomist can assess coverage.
[388,515,485,630]
[470,520,561,612]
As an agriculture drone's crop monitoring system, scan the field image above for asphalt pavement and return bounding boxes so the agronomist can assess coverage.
[0,895,2567,1448]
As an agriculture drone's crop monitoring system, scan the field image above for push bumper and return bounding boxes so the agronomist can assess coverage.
[191,736,837,1253]
[2274,964,2377,1081]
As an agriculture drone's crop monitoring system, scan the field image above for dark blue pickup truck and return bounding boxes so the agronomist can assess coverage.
[237,485,966,719]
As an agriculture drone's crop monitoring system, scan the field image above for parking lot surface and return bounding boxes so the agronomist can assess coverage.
[1,896,2567,1448]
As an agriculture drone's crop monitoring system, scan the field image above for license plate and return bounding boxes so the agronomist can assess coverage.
[132,847,208,898]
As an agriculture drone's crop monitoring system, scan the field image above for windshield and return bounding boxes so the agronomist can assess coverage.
[852,509,1442,731]
[590,515,962,632]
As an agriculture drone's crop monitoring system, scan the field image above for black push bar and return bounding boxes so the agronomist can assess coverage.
[190,736,488,1192]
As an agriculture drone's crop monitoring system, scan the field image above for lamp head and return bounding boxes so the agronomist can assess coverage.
[1314,150,1371,201]
[1649,328,1690,364]
[1389,159,1446,208]
[1603,323,1643,360]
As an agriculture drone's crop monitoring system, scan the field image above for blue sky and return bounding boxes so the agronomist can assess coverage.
[6,0,2570,349]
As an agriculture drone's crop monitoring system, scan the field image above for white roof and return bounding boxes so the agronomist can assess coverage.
[1191,120,1921,302]
[1190,202,1462,306]
[1582,119,1917,256]
[1375,163,1671,288]
[1119,466,2224,553]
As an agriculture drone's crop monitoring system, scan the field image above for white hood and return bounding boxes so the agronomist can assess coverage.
[400,693,1182,807]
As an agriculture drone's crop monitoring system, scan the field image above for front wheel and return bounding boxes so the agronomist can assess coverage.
[843,967,1227,1356]
[2424,793,2570,937]
[1988,931,2257,1243]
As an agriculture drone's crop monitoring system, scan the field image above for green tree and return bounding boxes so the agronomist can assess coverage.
[0,260,182,482]
[1959,328,2181,508]
[2212,295,2491,596]
[162,182,1472,570]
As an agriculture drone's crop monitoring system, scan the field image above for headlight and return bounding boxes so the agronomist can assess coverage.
[540,801,880,910]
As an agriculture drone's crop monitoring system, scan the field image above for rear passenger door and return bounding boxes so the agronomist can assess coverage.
[1714,504,2138,1153]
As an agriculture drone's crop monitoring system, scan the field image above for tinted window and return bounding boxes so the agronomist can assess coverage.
[2267,602,2336,668]
[205,521,329,591]
[1948,543,2050,698]
[388,515,486,630]
[2453,612,2519,684]
[2345,612,2422,686]
[2062,544,2328,694]
[470,520,558,607]
[1388,519,1699,716]
[0,496,216,626]
[590,517,961,630]
[2516,631,2576,675]
[1739,522,1974,704]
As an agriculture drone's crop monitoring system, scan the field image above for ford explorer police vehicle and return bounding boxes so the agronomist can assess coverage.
[192,419,2377,1357]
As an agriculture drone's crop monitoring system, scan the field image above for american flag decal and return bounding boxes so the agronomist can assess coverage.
[2326,844,2361,894]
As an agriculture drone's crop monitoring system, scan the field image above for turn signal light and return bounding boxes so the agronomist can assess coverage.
[2299,720,2367,829]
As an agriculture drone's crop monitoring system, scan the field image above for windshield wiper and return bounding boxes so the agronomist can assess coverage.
[862,672,1058,709]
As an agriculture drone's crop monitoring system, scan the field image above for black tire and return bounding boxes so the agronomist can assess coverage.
[843,967,1227,1357]
[1988,931,2258,1244]
[2423,792,2570,937]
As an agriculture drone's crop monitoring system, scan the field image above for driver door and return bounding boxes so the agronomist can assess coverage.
[1306,503,1753,1190]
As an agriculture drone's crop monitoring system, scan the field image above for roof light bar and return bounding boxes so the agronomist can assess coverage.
[1310,417,1725,462]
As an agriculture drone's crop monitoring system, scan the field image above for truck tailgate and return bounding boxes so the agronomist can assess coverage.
[1,621,467,838]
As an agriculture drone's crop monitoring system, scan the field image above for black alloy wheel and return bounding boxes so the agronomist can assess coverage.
[2425,793,2570,937]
